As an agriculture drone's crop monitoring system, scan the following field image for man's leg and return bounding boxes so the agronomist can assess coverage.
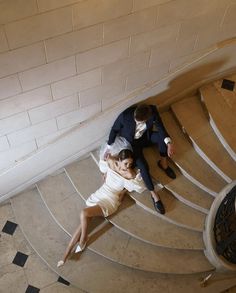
[133,144,165,214]
[150,132,176,179]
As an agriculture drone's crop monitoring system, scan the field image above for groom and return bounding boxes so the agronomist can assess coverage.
[106,104,176,214]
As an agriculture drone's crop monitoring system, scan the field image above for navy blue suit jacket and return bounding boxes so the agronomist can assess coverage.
[108,105,170,146]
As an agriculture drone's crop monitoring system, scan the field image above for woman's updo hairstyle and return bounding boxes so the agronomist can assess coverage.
[118,149,133,161]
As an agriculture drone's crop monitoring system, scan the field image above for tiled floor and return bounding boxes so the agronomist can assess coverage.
[0,201,85,293]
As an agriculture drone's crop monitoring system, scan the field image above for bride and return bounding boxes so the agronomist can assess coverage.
[57,137,145,267]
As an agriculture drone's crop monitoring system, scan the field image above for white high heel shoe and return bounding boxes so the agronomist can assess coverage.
[75,242,86,253]
[57,260,64,268]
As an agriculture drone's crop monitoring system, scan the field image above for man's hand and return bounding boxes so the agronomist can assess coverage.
[167,143,175,158]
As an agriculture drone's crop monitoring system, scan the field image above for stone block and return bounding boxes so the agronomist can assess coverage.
[0,86,52,119]
[19,56,76,91]
[76,38,129,73]
[0,0,37,25]
[126,63,169,91]
[0,112,30,136]
[104,8,157,44]
[36,127,70,147]
[0,136,10,151]
[72,0,133,30]
[29,94,78,124]
[5,7,73,49]
[0,75,22,101]
[57,103,101,129]
[0,141,37,170]
[0,42,46,79]
[130,24,179,54]
[0,26,8,53]
[79,78,125,107]
[102,51,149,83]
[45,24,103,62]
[101,94,123,111]
[38,0,83,12]
[7,119,57,146]
[157,0,217,27]
[51,68,101,99]
[222,3,236,26]
[133,0,170,11]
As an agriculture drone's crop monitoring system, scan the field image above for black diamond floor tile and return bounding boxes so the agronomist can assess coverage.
[221,79,235,91]
[2,220,18,235]
[12,251,28,267]
[58,276,70,286]
[25,285,40,293]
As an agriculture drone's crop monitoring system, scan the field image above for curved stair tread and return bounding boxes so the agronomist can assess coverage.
[11,189,214,279]
[65,157,205,246]
[144,148,213,213]
[130,188,206,231]
[172,96,236,181]
[200,84,236,158]
[160,111,227,194]
[37,173,206,271]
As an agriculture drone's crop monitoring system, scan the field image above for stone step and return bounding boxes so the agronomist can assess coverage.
[11,189,236,293]
[171,96,236,182]
[160,111,227,196]
[36,173,212,272]
[92,149,213,214]
[66,156,205,236]
[200,82,236,161]
[36,171,204,249]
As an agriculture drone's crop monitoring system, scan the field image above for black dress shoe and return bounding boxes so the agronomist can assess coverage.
[158,160,176,179]
[151,197,165,214]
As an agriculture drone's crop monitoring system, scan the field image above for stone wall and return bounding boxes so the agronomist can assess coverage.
[0,0,236,171]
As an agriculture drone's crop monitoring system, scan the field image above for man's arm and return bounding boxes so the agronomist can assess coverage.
[107,113,124,145]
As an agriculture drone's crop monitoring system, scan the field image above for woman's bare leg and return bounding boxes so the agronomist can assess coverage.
[61,225,82,263]
[58,205,103,267]
[79,205,103,247]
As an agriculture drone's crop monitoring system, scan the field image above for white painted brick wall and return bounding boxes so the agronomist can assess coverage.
[28,94,79,124]
[0,0,38,25]
[5,7,73,49]
[0,75,22,100]
[0,42,46,78]
[72,0,133,30]
[51,68,101,100]
[0,136,10,152]
[0,112,30,136]
[7,119,58,146]
[0,27,8,53]
[19,56,76,91]
[0,86,52,119]
[57,103,101,129]
[76,38,130,73]
[45,24,103,62]
[0,0,235,171]
[103,8,157,44]
[0,141,37,171]
[79,78,126,107]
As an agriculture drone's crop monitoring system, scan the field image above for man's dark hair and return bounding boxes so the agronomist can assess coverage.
[134,104,152,122]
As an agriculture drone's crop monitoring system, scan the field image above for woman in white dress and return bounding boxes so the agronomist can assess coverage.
[57,140,145,267]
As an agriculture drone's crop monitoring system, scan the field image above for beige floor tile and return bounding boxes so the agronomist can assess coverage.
[0,263,28,293]
[0,202,14,223]
[0,232,17,268]
[12,226,34,256]
[24,253,58,289]
[41,282,86,292]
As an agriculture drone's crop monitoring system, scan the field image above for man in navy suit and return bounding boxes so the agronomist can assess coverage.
[106,104,176,214]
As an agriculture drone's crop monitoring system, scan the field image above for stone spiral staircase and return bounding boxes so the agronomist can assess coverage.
[10,74,236,292]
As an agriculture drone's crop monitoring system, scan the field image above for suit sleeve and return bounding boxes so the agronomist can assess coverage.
[108,112,124,145]
[152,105,170,139]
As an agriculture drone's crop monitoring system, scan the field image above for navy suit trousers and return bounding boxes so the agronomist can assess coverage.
[132,131,168,191]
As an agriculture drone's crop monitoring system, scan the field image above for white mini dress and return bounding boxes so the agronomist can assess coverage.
[86,160,146,217]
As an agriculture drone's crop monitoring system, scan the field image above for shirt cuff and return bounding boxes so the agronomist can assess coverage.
[164,137,172,145]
